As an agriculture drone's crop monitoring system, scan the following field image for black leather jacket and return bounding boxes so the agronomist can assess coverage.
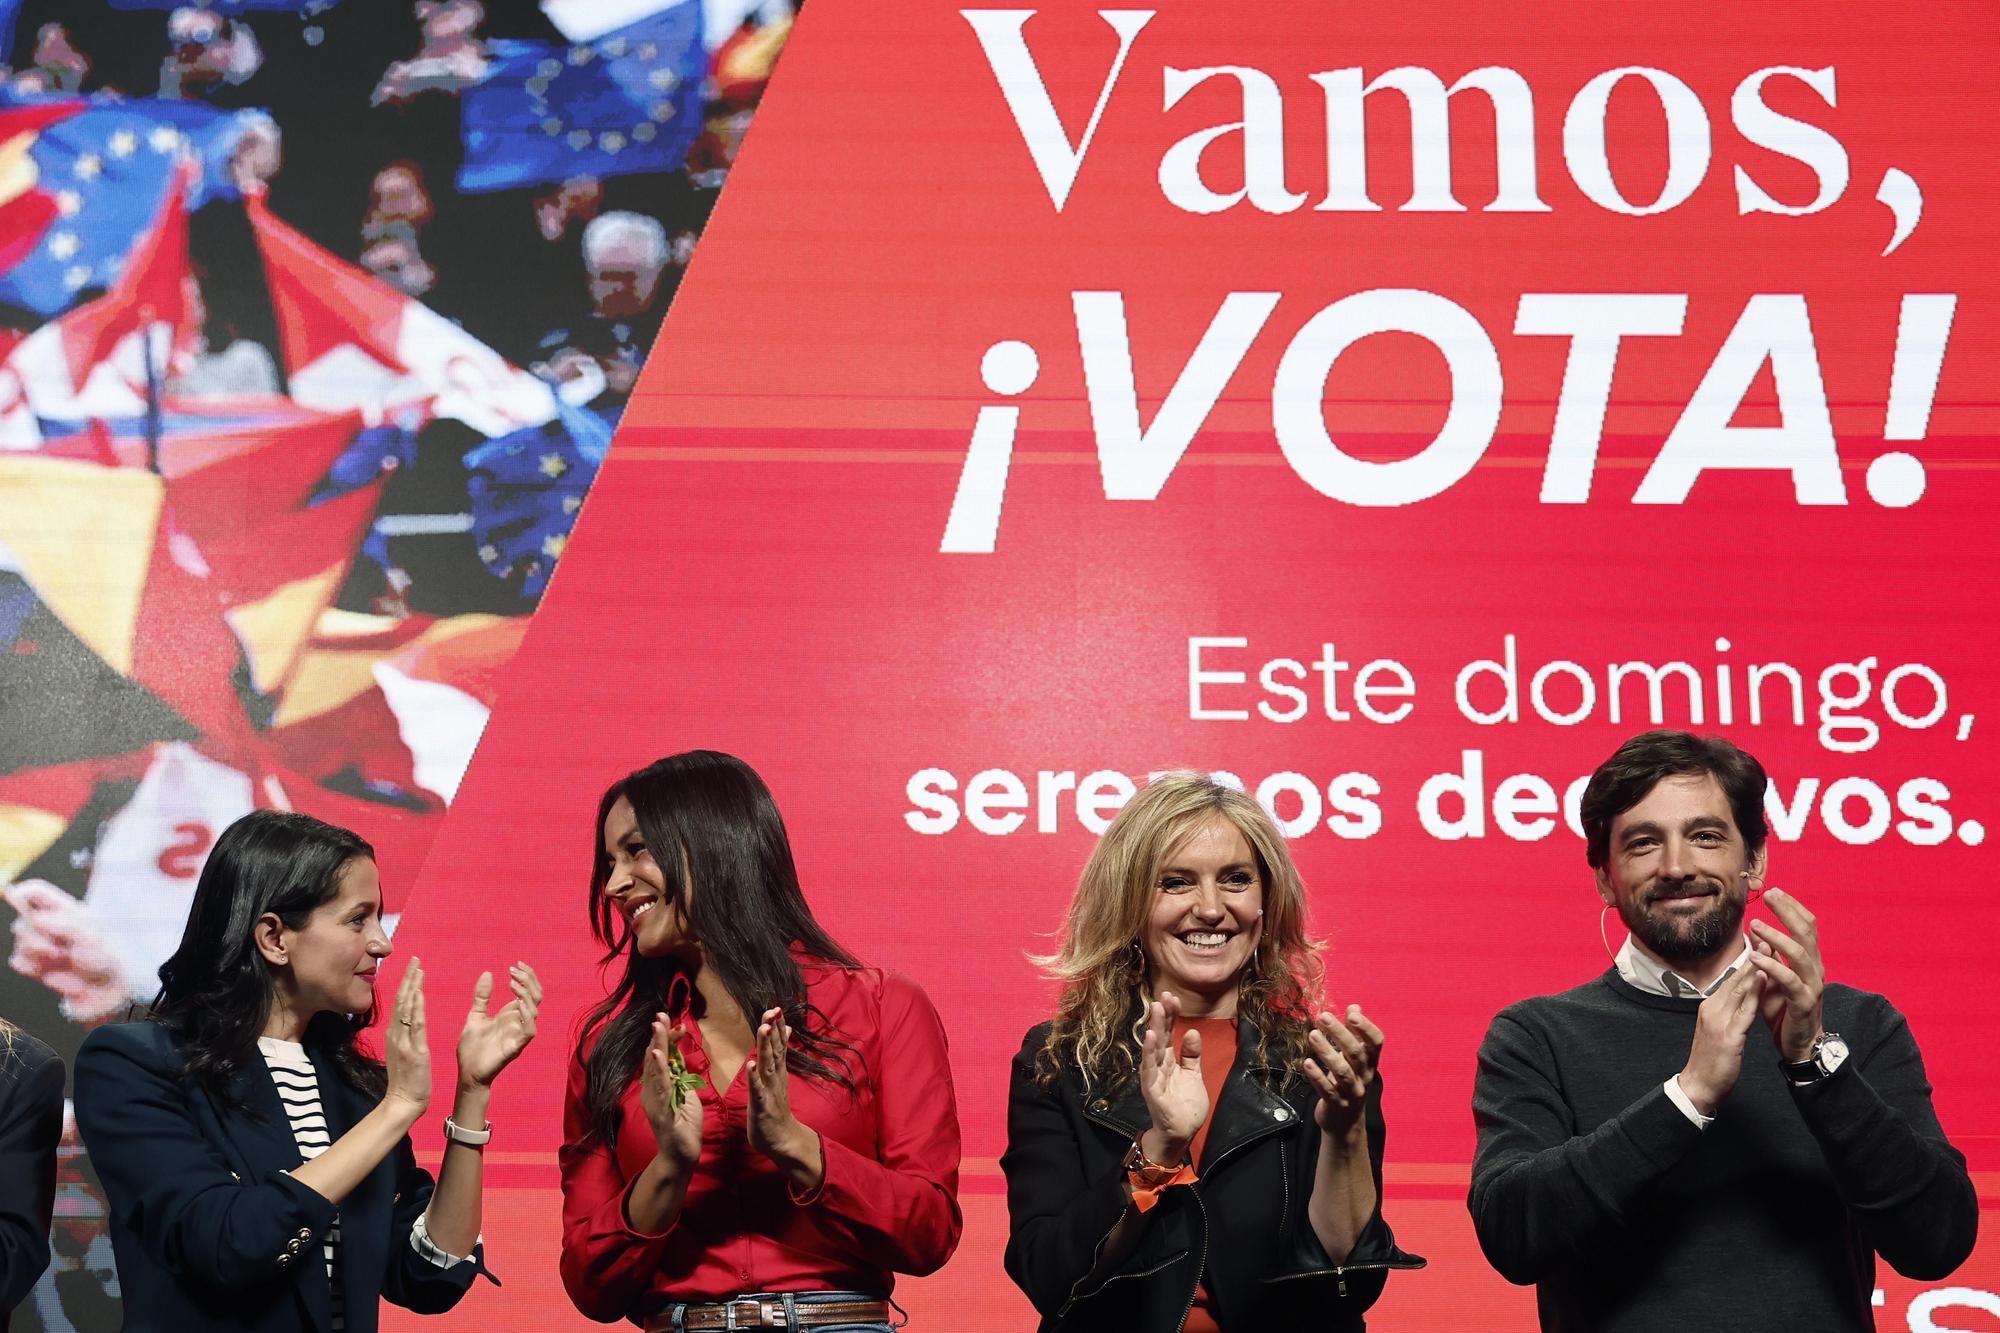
[1002,1019,1423,1333]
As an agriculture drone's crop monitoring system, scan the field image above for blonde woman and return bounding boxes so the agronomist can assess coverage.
[1001,773,1422,1333]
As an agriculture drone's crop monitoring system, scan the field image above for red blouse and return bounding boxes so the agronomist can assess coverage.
[558,960,963,1322]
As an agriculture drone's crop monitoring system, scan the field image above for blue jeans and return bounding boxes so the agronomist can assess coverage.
[662,1289,903,1332]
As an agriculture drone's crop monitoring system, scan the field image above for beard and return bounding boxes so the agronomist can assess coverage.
[1621,878,1746,965]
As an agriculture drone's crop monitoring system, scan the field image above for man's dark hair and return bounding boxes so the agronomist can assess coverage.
[1581,730,1769,868]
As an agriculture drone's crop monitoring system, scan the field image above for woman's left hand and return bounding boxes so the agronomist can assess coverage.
[746,1006,822,1182]
[1302,1004,1383,1140]
[456,962,542,1089]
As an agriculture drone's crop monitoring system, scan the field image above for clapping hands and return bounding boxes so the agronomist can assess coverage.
[1137,991,1208,1166]
[640,1015,704,1169]
[1745,888,1826,1063]
[1301,1004,1383,1138]
[747,1007,825,1190]
[456,963,542,1089]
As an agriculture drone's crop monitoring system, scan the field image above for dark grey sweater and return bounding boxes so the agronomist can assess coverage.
[1468,969,1976,1332]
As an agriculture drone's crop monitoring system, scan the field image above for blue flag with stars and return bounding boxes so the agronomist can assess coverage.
[0,91,267,319]
[457,1,705,194]
[463,397,614,602]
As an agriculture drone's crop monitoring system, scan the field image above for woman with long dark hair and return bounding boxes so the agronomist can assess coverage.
[72,810,540,1333]
[1002,773,1422,1332]
[559,750,961,1331]
[0,1018,62,1330]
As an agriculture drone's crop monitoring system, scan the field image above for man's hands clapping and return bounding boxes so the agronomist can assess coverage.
[1677,888,1830,1116]
[1746,888,1826,1063]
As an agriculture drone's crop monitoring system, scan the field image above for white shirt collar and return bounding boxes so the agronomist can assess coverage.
[255,1035,311,1069]
[1615,935,1751,999]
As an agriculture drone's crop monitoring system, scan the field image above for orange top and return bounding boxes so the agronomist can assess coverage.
[1178,1017,1238,1333]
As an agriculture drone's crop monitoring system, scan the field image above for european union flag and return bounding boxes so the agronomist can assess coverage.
[463,398,613,601]
[0,91,267,319]
[457,1,705,194]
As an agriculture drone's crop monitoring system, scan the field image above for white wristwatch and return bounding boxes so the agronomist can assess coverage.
[442,1116,493,1146]
[1783,1031,1849,1086]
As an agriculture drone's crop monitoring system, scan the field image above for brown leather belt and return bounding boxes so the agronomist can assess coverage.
[644,1297,893,1331]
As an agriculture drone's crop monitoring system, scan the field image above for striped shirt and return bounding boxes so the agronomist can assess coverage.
[258,1036,347,1330]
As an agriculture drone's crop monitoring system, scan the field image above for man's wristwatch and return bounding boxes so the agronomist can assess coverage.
[1782,1031,1849,1086]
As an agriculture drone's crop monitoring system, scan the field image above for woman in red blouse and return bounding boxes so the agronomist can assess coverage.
[559,750,962,1331]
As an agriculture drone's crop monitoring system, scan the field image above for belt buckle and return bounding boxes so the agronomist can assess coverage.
[722,1299,782,1329]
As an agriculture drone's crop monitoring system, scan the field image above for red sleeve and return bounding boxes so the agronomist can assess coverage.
[558,1041,672,1322]
[790,971,963,1275]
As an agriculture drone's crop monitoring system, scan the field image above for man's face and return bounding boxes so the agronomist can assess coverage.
[588,242,663,318]
[1597,772,1765,967]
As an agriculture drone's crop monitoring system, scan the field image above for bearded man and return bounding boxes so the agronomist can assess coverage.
[1468,730,1975,1332]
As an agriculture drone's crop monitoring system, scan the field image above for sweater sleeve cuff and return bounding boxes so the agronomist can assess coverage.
[1663,1076,1714,1128]
[1616,1082,1708,1175]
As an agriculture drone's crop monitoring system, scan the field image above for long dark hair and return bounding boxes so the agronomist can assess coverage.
[576,751,859,1147]
[152,810,386,1101]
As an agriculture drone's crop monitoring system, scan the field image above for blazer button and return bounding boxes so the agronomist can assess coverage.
[276,1254,292,1268]
[1272,1107,1290,1121]
[295,1228,312,1240]
[287,1239,303,1254]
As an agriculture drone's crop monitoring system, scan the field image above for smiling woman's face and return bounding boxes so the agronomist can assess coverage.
[602,795,695,959]
[1141,815,1264,1018]
[278,857,389,1017]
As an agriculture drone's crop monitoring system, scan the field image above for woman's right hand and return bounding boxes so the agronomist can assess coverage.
[1137,991,1208,1165]
[383,956,432,1118]
[639,1015,703,1170]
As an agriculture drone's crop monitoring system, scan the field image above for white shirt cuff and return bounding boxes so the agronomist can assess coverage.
[409,1211,479,1267]
[1664,1075,1715,1129]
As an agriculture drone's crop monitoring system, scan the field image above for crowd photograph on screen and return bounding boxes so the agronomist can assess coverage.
[2,3,1996,1332]
[0,1,789,1328]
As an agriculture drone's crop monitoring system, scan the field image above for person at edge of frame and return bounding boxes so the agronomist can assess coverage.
[72,810,541,1333]
[1469,728,1976,1332]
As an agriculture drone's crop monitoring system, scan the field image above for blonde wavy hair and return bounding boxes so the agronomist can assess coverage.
[1032,772,1322,1093]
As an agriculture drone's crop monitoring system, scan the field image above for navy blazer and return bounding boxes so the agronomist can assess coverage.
[0,1031,63,1331]
[74,1022,480,1333]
